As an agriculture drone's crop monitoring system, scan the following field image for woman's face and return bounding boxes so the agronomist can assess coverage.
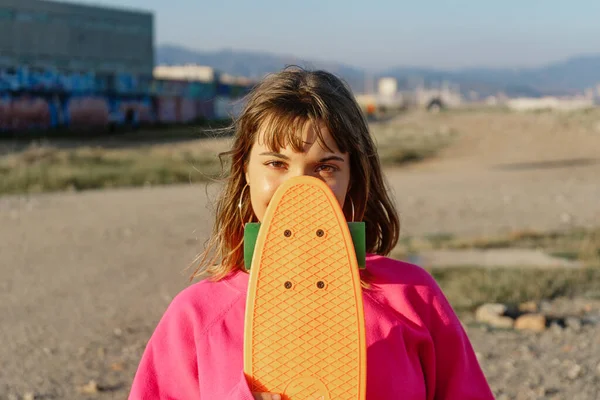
[244,120,351,223]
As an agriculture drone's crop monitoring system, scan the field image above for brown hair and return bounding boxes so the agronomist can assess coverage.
[190,66,399,281]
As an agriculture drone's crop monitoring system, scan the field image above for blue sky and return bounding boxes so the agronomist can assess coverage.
[74,0,600,70]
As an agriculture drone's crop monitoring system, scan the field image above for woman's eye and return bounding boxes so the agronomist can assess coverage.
[266,161,286,169]
[317,164,338,173]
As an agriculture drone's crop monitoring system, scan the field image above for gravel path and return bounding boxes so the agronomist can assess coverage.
[388,161,600,238]
[465,297,600,400]
[1,111,600,399]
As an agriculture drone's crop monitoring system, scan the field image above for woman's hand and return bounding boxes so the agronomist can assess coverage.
[252,393,281,400]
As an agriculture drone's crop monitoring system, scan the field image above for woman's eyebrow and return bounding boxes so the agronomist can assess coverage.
[259,152,345,163]
[319,155,345,163]
[259,152,290,160]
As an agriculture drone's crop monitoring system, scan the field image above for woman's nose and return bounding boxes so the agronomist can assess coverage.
[287,167,321,180]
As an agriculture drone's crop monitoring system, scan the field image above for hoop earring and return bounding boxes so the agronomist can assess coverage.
[348,196,355,223]
[239,183,250,226]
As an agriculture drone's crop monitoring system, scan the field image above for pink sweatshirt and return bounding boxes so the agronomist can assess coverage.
[129,254,494,399]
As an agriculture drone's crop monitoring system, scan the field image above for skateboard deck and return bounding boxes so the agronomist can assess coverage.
[243,175,367,400]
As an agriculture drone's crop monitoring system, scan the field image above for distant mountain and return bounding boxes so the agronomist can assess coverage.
[156,45,600,97]
[156,44,367,92]
[381,54,600,97]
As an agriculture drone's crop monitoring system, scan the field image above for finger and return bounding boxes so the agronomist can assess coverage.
[252,393,282,400]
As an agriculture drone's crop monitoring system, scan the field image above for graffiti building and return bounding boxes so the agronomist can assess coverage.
[0,0,155,131]
[0,0,253,132]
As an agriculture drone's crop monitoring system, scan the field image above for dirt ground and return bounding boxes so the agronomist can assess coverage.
[1,110,600,399]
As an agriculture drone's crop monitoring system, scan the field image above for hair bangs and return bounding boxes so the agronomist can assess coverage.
[255,108,337,154]
[253,105,356,155]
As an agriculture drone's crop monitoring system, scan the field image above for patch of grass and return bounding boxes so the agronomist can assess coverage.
[450,105,513,114]
[370,118,458,166]
[451,238,514,249]
[378,147,433,165]
[394,229,600,309]
[429,266,600,312]
[424,233,456,249]
[394,228,600,266]
[395,233,456,255]
[549,251,580,261]
[0,143,225,195]
[0,120,233,142]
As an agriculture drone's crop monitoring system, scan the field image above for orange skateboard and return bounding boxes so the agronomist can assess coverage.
[243,176,367,400]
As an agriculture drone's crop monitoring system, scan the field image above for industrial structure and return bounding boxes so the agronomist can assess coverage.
[0,0,153,84]
[355,77,463,118]
[0,0,253,132]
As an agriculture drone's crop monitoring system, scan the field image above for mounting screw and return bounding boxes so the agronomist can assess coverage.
[317,281,325,289]
[284,281,293,289]
[316,229,325,237]
[284,230,292,237]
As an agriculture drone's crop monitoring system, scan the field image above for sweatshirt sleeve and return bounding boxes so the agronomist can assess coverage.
[128,292,256,399]
[225,370,259,400]
[427,284,495,400]
[128,294,201,399]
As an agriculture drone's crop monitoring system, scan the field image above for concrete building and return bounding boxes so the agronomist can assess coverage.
[154,65,216,83]
[0,0,154,77]
[377,77,398,97]
[153,64,256,87]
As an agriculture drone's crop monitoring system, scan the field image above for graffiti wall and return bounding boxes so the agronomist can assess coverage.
[154,97,215,124]
[0,93,56,131]
[214,96,246,119]
[1,67,98,93]
[0,66,151,94]
[0,66,252,132]
[152,78,219,123]
[0,93,155,131]
[64,96,109,128]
